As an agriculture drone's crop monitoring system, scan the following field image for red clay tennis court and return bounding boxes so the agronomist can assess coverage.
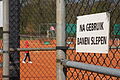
[0,39,120,80]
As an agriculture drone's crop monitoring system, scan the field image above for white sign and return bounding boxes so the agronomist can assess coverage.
[0,1,3,27]
[76,12,110,53]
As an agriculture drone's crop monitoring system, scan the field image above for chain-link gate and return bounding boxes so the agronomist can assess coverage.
[65,0,120,80]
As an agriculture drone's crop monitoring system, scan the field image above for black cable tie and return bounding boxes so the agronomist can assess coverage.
[2,75,9,78]
[3,31,10,34]
[3,50,9,53]
[56,59,61,63]
[56,46,68,50]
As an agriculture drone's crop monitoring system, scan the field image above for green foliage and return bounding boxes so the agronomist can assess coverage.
[20,0,120,38]
[20,0,56,35]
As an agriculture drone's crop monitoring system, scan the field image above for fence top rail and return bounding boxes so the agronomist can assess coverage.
[0,46,119,52]
[62,60,120,78]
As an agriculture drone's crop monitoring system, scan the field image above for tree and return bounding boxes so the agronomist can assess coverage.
[20,0,56,36]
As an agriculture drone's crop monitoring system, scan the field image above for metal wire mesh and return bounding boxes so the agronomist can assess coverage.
[20,0,56,39]
[1,0,120,80]
[0,1,3,79]
[19,0,56,80]
[0,54,2,80]
[0,28,2,77]
[7,0,56,80]
[65,0,120,80]
[0,28,2,49]
[20,51,56,80]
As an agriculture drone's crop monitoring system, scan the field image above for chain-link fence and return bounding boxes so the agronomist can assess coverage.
[20,0,56,80]
[65,0,120,80]
[0,53,2,80]
[0,1,3,77]
[1,0,56,80]
[0,17,2,80]
[1,0,120,80]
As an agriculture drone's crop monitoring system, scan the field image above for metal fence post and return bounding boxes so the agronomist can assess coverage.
[3,0,9,80]
[56,0,66,80]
